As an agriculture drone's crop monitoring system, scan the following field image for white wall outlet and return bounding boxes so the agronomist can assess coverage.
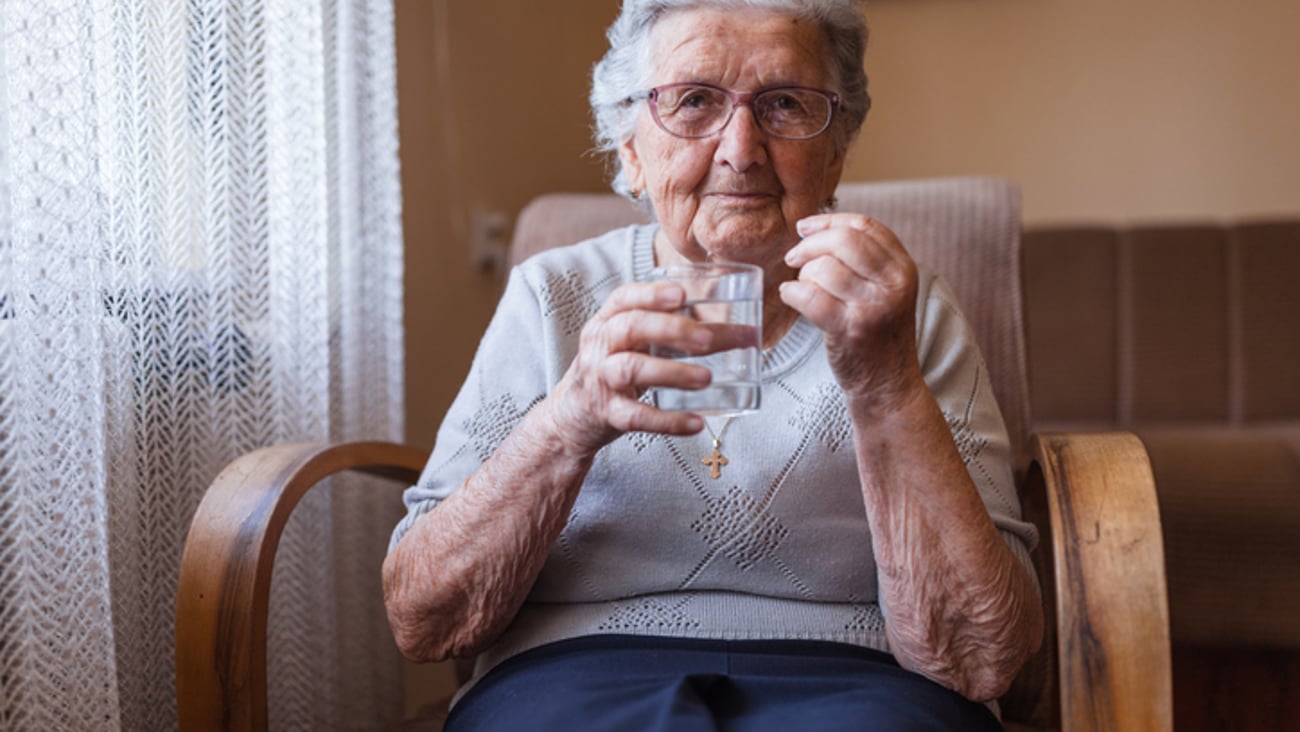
[470,208,510,272]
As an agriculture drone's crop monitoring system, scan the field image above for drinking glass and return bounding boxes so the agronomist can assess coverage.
[648,261,762,416]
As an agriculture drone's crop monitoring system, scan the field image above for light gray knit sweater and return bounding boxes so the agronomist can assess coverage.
[391,224,1037,681]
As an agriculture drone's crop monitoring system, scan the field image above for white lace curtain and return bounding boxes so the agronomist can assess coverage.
[0,1,406,730]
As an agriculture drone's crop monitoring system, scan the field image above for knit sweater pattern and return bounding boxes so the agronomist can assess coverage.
[391,224,1037,681]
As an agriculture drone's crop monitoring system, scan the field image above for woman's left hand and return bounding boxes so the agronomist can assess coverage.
[779,213,923,409]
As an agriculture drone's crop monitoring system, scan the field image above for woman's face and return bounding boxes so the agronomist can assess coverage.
[620,8,847,269]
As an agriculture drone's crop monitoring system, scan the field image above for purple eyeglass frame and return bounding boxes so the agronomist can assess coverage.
[629,82,841,140]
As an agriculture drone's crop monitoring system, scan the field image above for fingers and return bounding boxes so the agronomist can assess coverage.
[588,281,717,355]
[787,213,909,276]
[561,280,725,444]
[607,398,705,436]
[598,351,711,394]
[795,211,893,238]
[600,279,688,314]
[778,278,843,333]
[588,283,764,358]
[594,309,717,356]
[779,212,920,345]
[784,212,916,304]
[795,254,864,303]
[698,322,760,352]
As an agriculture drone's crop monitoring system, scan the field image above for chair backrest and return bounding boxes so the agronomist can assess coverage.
[510,177,1031,474]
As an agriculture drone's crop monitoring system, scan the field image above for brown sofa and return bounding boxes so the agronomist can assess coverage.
[1022,220,1300,726]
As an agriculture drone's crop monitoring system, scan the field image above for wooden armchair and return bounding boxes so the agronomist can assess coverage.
[176,178,1172,731]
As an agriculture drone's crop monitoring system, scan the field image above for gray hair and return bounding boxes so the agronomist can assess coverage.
[590,0,871,199]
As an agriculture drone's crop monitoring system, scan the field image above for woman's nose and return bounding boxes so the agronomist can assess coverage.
[713,105,768,172]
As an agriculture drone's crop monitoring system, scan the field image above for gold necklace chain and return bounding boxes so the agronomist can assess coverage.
[700,416,735,479]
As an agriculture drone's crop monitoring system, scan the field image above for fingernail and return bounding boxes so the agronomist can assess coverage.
[691,366,712,386]
[796,218,823,237]
[658,283,684,305]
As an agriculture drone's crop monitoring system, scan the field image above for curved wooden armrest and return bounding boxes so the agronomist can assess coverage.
[175,441,429,732]
[1027,431,1172,732]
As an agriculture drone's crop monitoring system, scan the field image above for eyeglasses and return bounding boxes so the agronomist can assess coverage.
[631,83,840,140]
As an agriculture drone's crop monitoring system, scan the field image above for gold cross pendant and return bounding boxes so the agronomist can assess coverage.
[702,441,728,479]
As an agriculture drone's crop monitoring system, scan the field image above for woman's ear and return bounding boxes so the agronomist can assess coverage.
[820,139,848,207]
[618,135,645,194]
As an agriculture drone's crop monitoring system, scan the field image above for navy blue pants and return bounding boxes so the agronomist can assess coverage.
[445,635,1004,731]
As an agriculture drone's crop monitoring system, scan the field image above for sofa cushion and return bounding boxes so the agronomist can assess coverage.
[1126,227,1232,422]
[1024,220,1300,427]
[1136,429,1300,649]
[1022,227,1119,424]
[1235,221,1300,420]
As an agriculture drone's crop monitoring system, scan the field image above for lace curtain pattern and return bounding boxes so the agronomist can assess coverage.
[0,1,405,729]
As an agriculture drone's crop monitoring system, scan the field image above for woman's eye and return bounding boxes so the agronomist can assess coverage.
[679,91,715,109]
[767,93,805,112]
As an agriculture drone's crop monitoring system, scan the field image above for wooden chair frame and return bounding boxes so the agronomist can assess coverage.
[175,432,1172,731]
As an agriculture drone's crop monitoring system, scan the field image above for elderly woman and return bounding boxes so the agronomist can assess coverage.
[384,0,1043,729]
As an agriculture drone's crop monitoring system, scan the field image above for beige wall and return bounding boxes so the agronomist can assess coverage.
[853,0,1300,225]
[398,0,619,449]
[394,0,1299,704]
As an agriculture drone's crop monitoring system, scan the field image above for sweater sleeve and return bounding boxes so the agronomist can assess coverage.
[387,266,551,552]
[914,271,1040,573]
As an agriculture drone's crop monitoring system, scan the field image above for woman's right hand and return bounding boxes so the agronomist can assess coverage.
[540,280,717,455]
[386,280,724,663]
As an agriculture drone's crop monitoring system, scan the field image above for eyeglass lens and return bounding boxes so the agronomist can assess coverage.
[653,85,833,139]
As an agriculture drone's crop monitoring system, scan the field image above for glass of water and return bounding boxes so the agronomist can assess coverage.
[648,261,762,416]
